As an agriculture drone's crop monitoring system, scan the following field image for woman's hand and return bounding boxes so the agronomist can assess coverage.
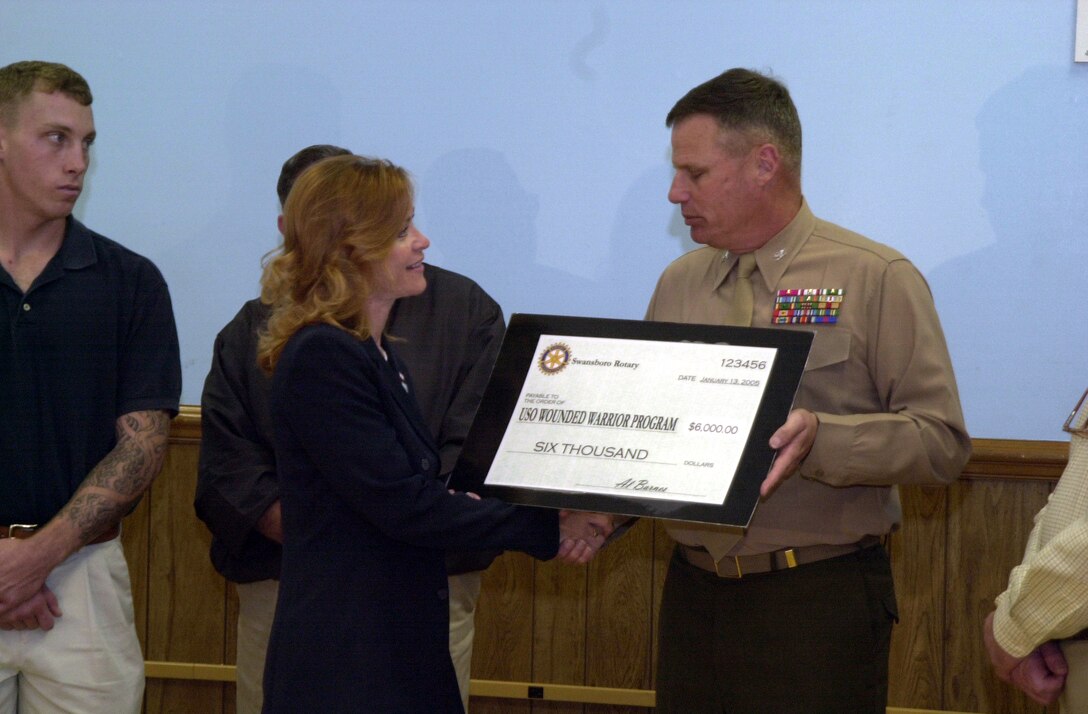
[556,511,615,564]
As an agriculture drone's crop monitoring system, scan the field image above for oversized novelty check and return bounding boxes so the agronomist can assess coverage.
[451,315,813,527]
[489,334,773,505]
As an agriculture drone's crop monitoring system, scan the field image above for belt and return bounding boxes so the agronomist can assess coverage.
[679,535,882,579]
[0,523,120,545]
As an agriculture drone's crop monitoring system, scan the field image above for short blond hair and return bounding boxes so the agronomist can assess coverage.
[0,61,92,126]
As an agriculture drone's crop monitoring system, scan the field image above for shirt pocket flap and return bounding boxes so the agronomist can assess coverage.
[804,330,851,372]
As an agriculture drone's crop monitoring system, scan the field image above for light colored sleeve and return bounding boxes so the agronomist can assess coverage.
[993,437,1088,656]
[993,508,1088,656]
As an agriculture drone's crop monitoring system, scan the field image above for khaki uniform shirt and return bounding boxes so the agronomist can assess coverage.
[646,200,970,560]
[994,402,1088,657]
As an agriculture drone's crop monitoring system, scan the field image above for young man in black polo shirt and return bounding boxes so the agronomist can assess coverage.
[0,60,181,712]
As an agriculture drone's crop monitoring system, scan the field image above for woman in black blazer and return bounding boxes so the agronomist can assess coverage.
[256,155,607,713]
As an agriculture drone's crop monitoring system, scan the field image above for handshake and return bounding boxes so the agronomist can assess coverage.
[556,510,622,564]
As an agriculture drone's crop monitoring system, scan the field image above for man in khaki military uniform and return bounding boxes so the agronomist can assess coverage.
[645,68,971,713]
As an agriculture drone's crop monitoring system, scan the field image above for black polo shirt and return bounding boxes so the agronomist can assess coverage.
[0,218,181,524]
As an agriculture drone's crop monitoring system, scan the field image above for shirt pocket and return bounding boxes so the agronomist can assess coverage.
[803,329,851,373]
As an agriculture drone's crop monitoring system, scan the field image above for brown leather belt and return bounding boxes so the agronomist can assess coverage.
[0,523,120,545]
[679,535,882,579]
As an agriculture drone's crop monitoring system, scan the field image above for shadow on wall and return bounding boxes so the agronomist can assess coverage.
[926,63,1088,440]
[420,148,597,319]
[597,161,698,320]
[165,62,343,384]
[422,149,697,323]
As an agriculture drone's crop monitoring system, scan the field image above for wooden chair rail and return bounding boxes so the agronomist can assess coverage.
[962,437,1068,479]
[144,661,235,682]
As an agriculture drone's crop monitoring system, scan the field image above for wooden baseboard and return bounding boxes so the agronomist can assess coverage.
[144,663,979,713]
[469,679,653,706]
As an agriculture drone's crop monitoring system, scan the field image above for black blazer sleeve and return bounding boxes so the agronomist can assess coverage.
[273,325,558,559]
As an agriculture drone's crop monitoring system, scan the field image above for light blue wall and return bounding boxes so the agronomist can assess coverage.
[3,1,1085,439]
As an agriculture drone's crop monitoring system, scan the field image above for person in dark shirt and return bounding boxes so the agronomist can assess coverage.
[195,144,593,712]
[0,60,181,713]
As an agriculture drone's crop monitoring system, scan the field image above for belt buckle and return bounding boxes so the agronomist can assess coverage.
[783,548,798,568]
[714,548,799,578]
[714,555,744,579]
[4,523,38,539]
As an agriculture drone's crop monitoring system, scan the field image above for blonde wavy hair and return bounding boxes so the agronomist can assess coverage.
[257,154,413,372]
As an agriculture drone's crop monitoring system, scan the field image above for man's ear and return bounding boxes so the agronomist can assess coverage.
[753,143,781,186]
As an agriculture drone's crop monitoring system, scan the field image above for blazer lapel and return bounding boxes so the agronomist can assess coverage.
[379,341,440,464]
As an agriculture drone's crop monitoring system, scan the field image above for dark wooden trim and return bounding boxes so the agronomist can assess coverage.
[961,438,1067,481]
[170,405,202,444]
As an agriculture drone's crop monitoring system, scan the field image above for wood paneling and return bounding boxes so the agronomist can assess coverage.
[944,478,1054,714]
[888,485,948,708]
[128,414,1070,712]
[473,552,535,714]
[123,408,235,713]
[584,518,654,714]
[531,554,587,714]
[145,437,228,713]
[121,473,151,661]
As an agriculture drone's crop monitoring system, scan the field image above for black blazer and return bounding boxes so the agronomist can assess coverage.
[262,324,557,714]
[196,264,508,583]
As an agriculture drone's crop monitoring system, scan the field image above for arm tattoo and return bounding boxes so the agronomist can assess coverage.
[59,410,172,543]
[64,492,129,540]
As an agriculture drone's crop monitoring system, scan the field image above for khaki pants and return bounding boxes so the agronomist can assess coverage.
[0,540,143,714]
[235,579,278,714]
[236,571,483,714]
[448,571,483,712]
[1060,639,1088,713]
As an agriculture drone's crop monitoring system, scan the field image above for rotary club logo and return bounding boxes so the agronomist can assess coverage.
[538,342,572,375]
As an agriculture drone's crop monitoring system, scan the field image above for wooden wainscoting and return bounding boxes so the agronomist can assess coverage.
[124,406,239,713]
[126,410,1066,713]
